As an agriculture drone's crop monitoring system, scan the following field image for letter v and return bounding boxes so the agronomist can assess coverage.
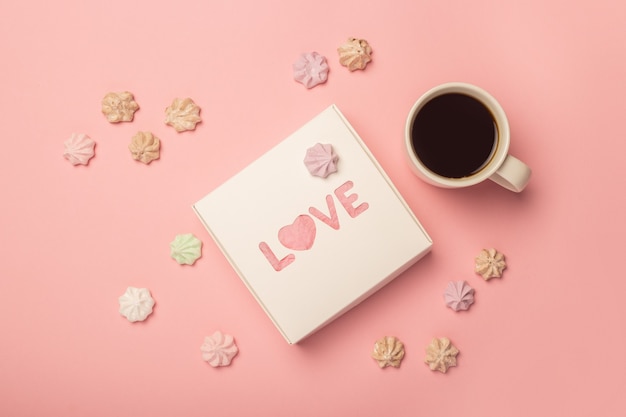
[309,195,340,230]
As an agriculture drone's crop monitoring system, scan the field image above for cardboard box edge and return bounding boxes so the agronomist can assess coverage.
[329,104,433,245]
[290,245,432,344]
[191,204,294,344]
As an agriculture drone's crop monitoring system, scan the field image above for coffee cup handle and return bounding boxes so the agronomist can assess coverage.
[489,155,532,192]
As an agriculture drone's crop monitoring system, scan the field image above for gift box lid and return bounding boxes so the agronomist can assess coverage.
[193,105,432,344]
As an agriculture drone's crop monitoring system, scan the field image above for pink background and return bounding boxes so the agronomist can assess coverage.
[1,0,625,416]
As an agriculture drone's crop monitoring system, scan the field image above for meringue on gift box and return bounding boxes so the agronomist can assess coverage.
[193,105,432,344]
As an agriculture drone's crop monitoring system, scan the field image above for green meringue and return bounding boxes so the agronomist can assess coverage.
[170,233,202,265]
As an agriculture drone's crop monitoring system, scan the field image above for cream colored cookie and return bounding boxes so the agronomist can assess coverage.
[424,337,459,373]
[338,38,372,71]
[165,98,202,132]
[475,248,506,280]
[129,131,160,164]
[372,336,405,368]
[101,91,139,123]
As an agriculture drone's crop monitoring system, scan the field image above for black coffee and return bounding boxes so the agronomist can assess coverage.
[411,93,497,178]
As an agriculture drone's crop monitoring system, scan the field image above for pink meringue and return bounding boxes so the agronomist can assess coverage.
[304,143,338,178]
[63,133,96,166]
[293,52,329,88]
[444,281,475,312]
[200,331,239,367]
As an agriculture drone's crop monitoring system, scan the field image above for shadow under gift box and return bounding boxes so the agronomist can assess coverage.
[193,105,432,344]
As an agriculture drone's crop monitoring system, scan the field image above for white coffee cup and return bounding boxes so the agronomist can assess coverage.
[404,82,531,192]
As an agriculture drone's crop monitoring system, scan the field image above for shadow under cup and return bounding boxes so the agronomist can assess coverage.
[405,84,511,189]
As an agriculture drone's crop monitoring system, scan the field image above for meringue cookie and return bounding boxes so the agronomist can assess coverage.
[129,131,160,164]
[118,287,155,322]
[63,133,96,166]
[424,337,459,373]
[101,91,139,123]
[201,331,239,367]
[170,233,202,265]
[444,281,475,312]
[337,38,372,71]
[165,97,202,132]
[304,143,338,178]
[372,336,405,368]
[475,248,506,280]
[293,52,329,88]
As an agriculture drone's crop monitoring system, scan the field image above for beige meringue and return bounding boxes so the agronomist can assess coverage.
[101,91,139,123]
[371,336,405,368]
[424,337,459,373]
[337,38,373,71]
[165,98,202,132]
[129,131,160,164]
[475,248,506,280]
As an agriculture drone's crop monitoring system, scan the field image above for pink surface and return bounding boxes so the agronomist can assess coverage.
[1,1,625,416]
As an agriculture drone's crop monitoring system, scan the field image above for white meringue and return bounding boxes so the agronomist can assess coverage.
[118,287,155,323]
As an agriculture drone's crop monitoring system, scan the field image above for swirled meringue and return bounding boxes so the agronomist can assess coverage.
[165,98,202,132]
[118,287,155,322]
[444,281,475,312]
[63,133,96,166]
[337,38,372,71]
[101,91,139,123]
[170,233,202,265]
[424,337,459,373]
[475,248,506,280]
[304,143,338,178]
[293,52,329,89]
[201,331,239,367]
[129,131,160,164]
[372,336,405,368]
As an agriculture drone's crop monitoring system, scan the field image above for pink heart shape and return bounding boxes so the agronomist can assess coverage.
[278,214,316,251]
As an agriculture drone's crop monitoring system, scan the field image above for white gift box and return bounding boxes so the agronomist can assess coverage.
[193,105,432,344]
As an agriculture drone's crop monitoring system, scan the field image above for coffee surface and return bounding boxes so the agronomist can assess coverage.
[411,93,496,178]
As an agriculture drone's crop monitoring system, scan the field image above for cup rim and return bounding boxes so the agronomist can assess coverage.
[404,82,510,188]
